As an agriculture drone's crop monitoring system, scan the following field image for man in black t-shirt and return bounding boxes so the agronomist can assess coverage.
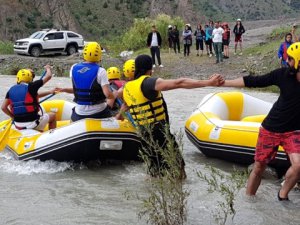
[118,54,223,179]
[222,42,300,201]
[1,65,56,131]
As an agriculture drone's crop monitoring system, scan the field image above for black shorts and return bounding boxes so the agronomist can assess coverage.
[223,39,230,46]
[205,39,212,45]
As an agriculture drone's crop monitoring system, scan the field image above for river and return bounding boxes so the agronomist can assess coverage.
[0,75,299,225]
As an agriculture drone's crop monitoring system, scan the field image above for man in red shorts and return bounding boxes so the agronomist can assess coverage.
[233,19,245,55]
[222,42,300,201]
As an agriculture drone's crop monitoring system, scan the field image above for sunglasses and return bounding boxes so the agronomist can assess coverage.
[287,56,294,62]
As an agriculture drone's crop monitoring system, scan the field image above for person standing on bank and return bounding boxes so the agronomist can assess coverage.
[278,33,293,68]
[222,42,300,201]
[194,24,205,56]
[147,25,163,68]
[212,21,224,63]
[118,54,223,178]
[183,24,192,57]
[58,42,117,122]
[171,25,180,54]
[167,25,173,54]
[233,18,246,55]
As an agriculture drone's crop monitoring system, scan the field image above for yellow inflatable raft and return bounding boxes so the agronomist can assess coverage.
[1,100,141,161]
[185,92,290,170]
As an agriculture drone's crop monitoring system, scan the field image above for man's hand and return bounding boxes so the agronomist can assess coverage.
[208,74,225,86]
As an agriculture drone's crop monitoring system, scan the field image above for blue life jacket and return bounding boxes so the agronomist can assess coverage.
[8,84,39,119]
[72,63,106,105]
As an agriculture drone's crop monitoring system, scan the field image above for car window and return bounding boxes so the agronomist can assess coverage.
[67,32,79,38]
[30,31,45,39]
[54,32,64,39]
[45,33,55,40]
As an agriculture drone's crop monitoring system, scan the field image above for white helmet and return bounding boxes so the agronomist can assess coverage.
[168,25,172,28]
[237,18,241,22]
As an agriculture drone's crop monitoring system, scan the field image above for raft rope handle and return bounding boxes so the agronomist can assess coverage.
[194,91,263,134]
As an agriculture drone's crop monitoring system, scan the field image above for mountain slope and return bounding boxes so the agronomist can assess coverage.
[0,0,298,42]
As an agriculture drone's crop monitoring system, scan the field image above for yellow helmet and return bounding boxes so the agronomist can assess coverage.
[16,69,34,84]
[123,59,135,79]
[83,42,102,62]
[107,67,121,80]
[287,42,300,70]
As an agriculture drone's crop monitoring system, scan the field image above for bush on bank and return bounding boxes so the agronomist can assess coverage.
[0,41,14,54]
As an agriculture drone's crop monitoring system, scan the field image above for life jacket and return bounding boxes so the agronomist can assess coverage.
[110,80,126,91]
[72,63,106,105]
[8,84,39,119]
[123,75,166,126]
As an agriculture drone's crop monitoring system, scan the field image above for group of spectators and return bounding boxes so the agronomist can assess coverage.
[166,19,246,63]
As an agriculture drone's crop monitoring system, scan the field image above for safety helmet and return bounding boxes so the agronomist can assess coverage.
[16,69,34,84]
[83,42,102,62]
[287,42,300,70]
[107,67,121,80]
[123,59,135,79]
[237,18,241,22]
[168,25,172,28]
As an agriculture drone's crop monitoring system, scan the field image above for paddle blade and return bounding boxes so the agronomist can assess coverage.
[0,121,12,151]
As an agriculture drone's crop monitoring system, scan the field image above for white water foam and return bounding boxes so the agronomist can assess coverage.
[0,151,74,175]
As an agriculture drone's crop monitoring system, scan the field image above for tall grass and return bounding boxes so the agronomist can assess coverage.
[197,166,249,225]
[0,41,14,54]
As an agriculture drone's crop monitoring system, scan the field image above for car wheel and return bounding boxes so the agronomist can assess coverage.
[30,46,41,57]
[67,45,77,55]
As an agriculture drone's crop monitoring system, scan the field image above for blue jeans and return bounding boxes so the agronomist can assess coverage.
[213,42,223,62]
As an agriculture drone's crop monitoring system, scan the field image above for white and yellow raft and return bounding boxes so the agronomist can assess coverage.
[1,100,141,161]
[185,92,289,170]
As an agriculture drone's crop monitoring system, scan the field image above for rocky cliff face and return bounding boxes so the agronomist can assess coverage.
[0,0,298,41]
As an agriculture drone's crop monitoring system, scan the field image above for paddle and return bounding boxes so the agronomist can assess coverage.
[0,119,12,151]
[110,86,135,127]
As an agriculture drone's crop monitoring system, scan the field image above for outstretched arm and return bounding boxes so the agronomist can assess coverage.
[222,77,245,87]
[56,87,74,94]
[154,74,223,91]
[38,88,57,98]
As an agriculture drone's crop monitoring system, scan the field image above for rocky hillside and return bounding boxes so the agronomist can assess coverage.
[0,0,299,42]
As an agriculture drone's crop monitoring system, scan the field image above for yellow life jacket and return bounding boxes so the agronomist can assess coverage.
[123,75,166,125]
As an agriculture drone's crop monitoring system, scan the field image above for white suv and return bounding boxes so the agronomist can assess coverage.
[14,29,84,57]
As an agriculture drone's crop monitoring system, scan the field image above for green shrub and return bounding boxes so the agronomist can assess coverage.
[121,14,184,51]
[125,123,189,225]
[0,41,14,54]
[268,26,291,41]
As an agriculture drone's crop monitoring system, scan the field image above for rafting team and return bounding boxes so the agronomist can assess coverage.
[1,30,300,201]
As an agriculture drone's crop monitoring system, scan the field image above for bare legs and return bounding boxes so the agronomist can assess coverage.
[246,153,300,199]
[279,153,300,199]
[246,161,266,195]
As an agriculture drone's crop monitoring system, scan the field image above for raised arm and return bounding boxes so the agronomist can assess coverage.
[154,74,223,91]
[42,64,53,85]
